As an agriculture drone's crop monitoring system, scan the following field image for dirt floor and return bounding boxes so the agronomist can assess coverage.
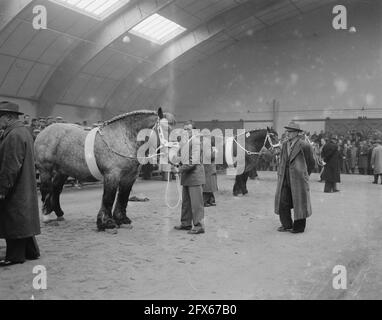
[1,171,382,300]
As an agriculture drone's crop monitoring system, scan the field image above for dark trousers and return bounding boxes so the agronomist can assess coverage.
[181,185,204,229]
[203,192,215,205]
[324,181,337,192]
[5,236,40,262]
[373,174,382,184]
[279,174,306,232]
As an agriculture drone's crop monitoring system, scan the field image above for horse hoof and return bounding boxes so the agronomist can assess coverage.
[56,216,65,221]
[115,217,132,225]
[104,220,117,229]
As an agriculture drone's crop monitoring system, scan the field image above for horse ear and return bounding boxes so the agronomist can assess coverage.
[157,107,164,119]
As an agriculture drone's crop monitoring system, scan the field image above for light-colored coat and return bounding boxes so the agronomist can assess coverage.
[274,138,315,220]
[371,144,382,174]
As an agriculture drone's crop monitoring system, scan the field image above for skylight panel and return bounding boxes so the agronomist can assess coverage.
[129,13,186,45]
[49,0,130,20]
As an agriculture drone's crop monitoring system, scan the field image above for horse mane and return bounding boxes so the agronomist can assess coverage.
[101,110,157,127]
[247,128,267,134]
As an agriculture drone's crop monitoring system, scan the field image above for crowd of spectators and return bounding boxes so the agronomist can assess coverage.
[308,129,382,175]
[257,128,382,176]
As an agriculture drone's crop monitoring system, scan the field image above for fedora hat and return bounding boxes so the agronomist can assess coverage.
[284,121,302,132]
[0,101,23,115]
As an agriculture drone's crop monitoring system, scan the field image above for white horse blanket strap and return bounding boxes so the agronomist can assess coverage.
[225,137,235,166]
[84,127,103,181]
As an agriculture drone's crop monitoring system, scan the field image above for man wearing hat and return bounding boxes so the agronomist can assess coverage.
[321,136,341,192]
[0,101,40,266]
[274,121,315,233]
[371,139,382,184]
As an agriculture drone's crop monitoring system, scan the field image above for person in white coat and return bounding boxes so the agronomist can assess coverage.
[371,139,382,184]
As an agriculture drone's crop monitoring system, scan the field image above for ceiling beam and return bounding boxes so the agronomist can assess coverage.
[0,0,34,32]
[37,0,176,116]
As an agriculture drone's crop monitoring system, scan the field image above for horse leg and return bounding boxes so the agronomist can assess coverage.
[39,170,55,222]
[51,173,68,221]
[242,172,249,195]
[97,174,119,231]
[233,175,241,196]
[113,169,138,226]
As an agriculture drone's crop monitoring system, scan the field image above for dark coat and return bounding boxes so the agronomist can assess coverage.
[321,142,341,183]
[358,145,369,169]
[274,138,315,220]
[0,121,40,239]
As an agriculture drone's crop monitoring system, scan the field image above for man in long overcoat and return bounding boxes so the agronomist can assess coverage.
[321,137,341,192]
[371,139,382,184]
[0,101,40,266]
[274,122,315,234]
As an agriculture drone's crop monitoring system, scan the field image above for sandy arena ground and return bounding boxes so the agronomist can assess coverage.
[1,171,382,300]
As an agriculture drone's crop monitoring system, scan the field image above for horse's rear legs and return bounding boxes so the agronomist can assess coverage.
[51,173,68,220]
[39,170,54,222]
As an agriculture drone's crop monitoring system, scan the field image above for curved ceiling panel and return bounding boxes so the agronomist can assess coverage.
[0,0,339,114]
[38,0,175,115]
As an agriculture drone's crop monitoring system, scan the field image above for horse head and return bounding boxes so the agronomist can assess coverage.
[265,126,280,152]
[243,127,279,155]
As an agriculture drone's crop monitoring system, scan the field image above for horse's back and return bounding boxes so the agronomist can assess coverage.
[34,124,90,177]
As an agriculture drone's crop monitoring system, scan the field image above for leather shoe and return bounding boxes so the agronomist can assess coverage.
[277,226,292,232]
[0,260,24,267]
[174,225,192,231]
[289,229,304,234]
[188,228,205,234]
[333,189,340,192]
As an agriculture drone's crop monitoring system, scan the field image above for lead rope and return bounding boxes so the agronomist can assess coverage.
[165,168,182,209]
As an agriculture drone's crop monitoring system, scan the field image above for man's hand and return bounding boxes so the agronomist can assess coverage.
[0,194,5,200]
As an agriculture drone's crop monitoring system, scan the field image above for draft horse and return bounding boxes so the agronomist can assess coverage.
[230,127,279,196]
[34,108,175,231]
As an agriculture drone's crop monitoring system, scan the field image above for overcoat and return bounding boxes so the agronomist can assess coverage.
[0,121,40,239]
[179,134,205,186]
[358,145,369,170]
[203,146,218,193]
[371,145,382,174]
[321,142,341,183]
[274,137,315,220]
[203,164,218,192]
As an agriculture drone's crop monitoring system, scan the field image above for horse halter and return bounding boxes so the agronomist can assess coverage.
[233,130,281,156]
[150,117,180,157]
